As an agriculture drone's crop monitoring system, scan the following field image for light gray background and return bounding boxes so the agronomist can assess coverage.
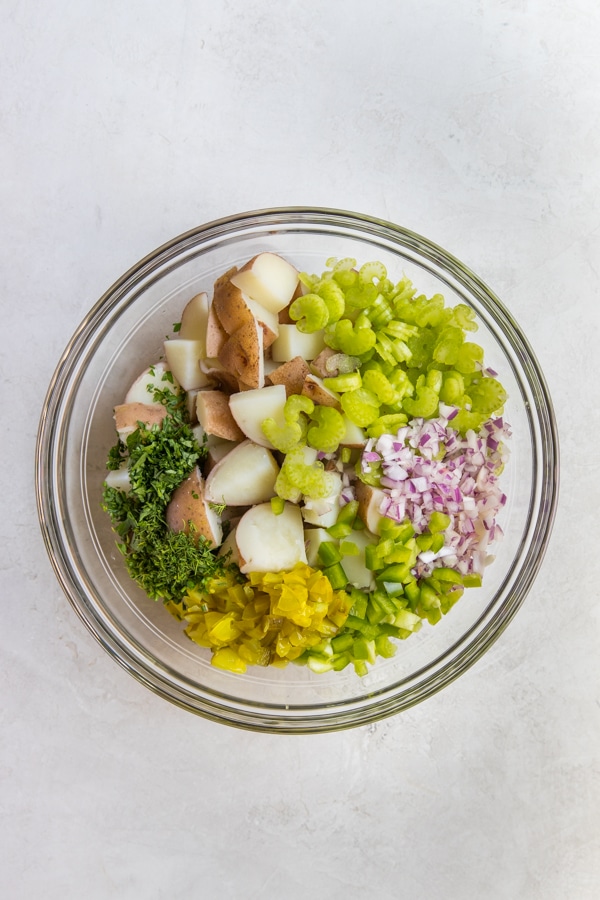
[1,1,598,898]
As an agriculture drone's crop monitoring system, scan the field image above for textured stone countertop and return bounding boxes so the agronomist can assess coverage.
[1,2,598,898]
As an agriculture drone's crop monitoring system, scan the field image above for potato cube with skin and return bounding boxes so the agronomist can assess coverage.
[228,384,287,448]
[301,373,341,408]
[179,292,210,351]
[124,362,177,405]
[355,481,387,535]
[218,318,264,389]
[166,466,222,547]
[196,390,245,441]
[310,347,342,379]
[163,339,211,392]
[205,303,228,358]
[212,279,279,349]
[265,356,310,397]
[114,402,167,441]
[230,253,299,315]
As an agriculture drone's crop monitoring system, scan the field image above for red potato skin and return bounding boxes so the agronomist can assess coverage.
[213,277,278,350]
[265,356,310,397]
[114,403,167,433]
[165,467,219,545]
[300,375,341,409]
[218,319,263,389]
[278,280,303,324]
[309,347,340,379]
[196,390,246,441]
[205,304,228,358]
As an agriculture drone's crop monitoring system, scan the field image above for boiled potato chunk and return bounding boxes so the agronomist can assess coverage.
[301,472,343,527]
[230,253,299,315]
[204,440,279,507]
[196,390,245,441]
[304,527,334,567]
[124,361,177,405]
[104,464,131,494]
[114,402,167,441]
[205,303,228,357]
[340,416,366,447]
[213,279,279,348]
[355,481,387,535]
[218,526,241,566]
[163,340,211,392]
[228,384,287,448]
[218,318,264,389]
[179,292,210,352]
[301,373,341,408]
[266,356,310,397]
[270,324,326,362]
[165,466,223,547]
[236,502,307,574]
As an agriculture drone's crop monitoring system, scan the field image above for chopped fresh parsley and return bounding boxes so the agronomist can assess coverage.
[102,380,227,603]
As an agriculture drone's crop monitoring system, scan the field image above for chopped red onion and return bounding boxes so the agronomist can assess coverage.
[358,411,511,575]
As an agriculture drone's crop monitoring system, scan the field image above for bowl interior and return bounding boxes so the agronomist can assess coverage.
[37,209,558,731]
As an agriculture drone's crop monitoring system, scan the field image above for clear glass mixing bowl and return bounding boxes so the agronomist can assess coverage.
[35,208,559,732]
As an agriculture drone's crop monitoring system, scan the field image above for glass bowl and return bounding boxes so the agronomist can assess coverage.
[35,208,559,733]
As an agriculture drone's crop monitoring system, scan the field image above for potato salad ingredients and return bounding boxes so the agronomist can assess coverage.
[103,253,510,676]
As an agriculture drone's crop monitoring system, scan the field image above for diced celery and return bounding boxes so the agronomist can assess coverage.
[270,496,285,515]
[289,293,330,333]
[307,405,346,453]
[323,372,362,392]
[340,387,381,427]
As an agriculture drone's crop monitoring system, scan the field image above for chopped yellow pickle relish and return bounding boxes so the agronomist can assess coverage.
[103,254,510,677]
[182,565,353,672]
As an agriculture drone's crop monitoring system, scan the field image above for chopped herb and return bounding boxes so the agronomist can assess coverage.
[173,321,181,332]
[106,441,126,471]
[102,378,228,603]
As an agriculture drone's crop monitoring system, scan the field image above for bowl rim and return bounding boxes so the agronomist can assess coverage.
[35,206,560,732]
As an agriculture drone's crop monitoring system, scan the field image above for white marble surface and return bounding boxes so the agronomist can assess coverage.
[1,1,598,897]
